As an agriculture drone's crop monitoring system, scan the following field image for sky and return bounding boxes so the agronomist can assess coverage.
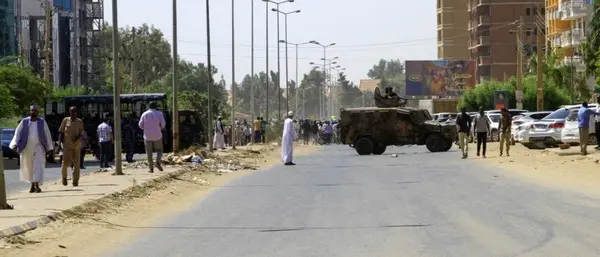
[103,0,436,89]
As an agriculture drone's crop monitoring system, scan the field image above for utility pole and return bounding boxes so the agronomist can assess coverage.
[295,44,299,114]
[131,27,138,93]
[537,22,544,111]
[265,1,269,122]
[43,0,52,82]
[284,14,289,114]
[231,0,237,150]
[112,0,123,175]
[172,0,180,152]
[250,0,255,119]
[206,0,213,151]
[0,130,12,209]
[516,16,524,110]
[276,4,281,120]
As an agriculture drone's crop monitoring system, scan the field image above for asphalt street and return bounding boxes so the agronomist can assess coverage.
[105,145,600,257]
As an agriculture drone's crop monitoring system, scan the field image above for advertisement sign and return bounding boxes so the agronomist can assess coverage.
[405,60,476,96]
[494,90,509,110]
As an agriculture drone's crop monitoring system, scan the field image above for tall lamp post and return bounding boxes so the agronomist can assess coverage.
[264,0,294,120]
[320,56,338,117]
[331,66,345,117]
[206,0,213,151]
[279,39,310,116]
[309,41,335,119]
[310,59,337,118]
[172,0,179,152]
[231,0,237,149]
[112,0,124,175]
[250,0,255,118]
[272,9,300,115]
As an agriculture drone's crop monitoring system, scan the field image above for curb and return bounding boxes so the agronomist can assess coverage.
[0,168,189,239]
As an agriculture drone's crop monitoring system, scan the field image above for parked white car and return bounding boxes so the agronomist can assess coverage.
[519,104,597,149]
[511,111,553,142]
[487,114,501,141]
[561,108,600,145]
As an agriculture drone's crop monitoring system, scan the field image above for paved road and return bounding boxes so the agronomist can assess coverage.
[107,146,600,257]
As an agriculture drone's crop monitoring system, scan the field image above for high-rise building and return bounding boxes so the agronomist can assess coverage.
[468,0,544,82]
[0,0,16,57]
[436,0,470,61]
[546,0,593,74]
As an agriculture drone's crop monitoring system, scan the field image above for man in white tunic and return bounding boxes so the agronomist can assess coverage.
[281,111,296,165]
[213,116,226,150]
[9,105,54,193]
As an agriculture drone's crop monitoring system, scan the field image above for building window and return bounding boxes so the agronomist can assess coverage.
[526,8,531,16]
[437,0,441,9]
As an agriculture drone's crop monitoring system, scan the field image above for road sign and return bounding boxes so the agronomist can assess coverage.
[494,90,509,110]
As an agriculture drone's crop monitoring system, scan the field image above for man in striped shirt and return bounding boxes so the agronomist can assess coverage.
[97,117,113,168]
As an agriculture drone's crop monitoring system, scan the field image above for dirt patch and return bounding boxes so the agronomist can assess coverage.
[0,143,319,257]
[474,142,600,195]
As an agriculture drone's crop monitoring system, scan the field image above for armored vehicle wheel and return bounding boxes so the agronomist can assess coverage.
[441,138,452,152]
[425,134,447,152]
[354,137,374,155]
[373,144,387,155]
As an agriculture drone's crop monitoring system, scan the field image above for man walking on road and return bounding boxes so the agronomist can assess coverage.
[577,102,600,155]
[139,102,166,173]
[97,117,113,168]
[473,107,490,158]
[9,105,54,193]
[498,108,512,157]
[58,106,84,186]
[282,111,296,166]
[455,107,472,159]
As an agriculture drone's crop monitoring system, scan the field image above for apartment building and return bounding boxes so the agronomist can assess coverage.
[436,0,470,60]
[546,0,593,73]
[0,0,15,57]
[468,0,544,82]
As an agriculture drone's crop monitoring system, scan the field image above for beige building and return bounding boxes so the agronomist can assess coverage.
[436,0,470,61]
[468,0,544,82]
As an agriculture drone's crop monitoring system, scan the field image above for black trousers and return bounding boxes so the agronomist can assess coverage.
[595,121,600,146]
[476,132,487,155]
[100,141,111,168]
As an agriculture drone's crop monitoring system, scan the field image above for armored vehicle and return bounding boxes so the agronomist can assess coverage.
[339,107,457,155]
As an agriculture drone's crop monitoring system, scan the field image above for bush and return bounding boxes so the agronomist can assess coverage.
[458,75,571,111]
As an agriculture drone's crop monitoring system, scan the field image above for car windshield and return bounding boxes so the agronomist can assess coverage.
[411,110,432,122]
[488,115,501,123]
[566,110,579,122]
[543,108,572,120]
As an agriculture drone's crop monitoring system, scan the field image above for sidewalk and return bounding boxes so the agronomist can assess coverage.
[0,166,181,238]
[0,143,279,238]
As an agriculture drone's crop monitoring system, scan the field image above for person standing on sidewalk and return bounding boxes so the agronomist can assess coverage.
[9,105,54,193]
[58,106,84,187]
[138,102,166,173]
[213,116,225,150]
[473,107,490,158]
[97,117,113,168]
[455,107,472,159]
[497,108,513,157]
[577,102,600,155]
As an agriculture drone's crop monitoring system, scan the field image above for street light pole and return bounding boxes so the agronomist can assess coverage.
[231,0,236,150]
[206,0,213,151]
[112,0,123,175]
[273,9,300,115]
[263,0,269,122]
[309,41,335,119]
[172,0,179,152]
[281,40,309,117]
[250,0,255,118]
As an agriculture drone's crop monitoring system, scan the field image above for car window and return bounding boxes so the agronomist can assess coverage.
[543,108,571,120]
[1,130,14,141]
[488,115,501,123]
[566,110,579,121]
[530,113,548,120]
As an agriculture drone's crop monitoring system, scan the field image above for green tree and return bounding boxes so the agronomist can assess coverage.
[101,23,173,89]
[367,59,405,95]
[0,84,16,119]
[297,69,326,118]
[528,50,589,101]
[584,0,600,79]
[0,64,52,116]
[458,75,570,111]
[336,72,362,108]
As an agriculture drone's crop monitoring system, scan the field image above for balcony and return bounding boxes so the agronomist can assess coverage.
[478,36,490,45]
[551,36,562,48]
[437,40,454,47]
[560,1,589,21]
[477,15,491,26]
[477,56,491,66]
[562,55,586,72]
[561,28,586,47]
[469,0,490,11]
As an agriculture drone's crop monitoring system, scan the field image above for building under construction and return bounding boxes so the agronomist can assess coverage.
[7,0,104,89]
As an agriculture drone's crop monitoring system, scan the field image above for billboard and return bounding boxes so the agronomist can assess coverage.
[405,60,476,96]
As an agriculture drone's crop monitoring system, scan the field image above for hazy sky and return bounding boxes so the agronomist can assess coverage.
[103,0,436,88]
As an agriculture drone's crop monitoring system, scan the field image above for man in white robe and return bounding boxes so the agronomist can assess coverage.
[9,105,54,193]
[281,111,296,165]
[213,116,226,150]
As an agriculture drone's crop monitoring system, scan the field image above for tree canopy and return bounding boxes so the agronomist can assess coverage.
[367,59,405,95]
